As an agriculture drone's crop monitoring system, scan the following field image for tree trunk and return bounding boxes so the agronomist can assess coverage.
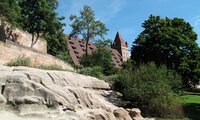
[31,33,35,48]
[85,40,89,66]
[31,33,39,48]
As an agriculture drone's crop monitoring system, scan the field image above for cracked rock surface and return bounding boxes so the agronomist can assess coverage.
[0,65,150,120]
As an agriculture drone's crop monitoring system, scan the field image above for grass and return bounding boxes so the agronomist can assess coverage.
[6,56,31,67]
[182,95,200,104]
[39,64,64,71]
[6,56,74,72]
[156,94,200,120]
[182,94,200,120]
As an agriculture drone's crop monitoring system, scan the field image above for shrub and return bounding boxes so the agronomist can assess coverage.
[6,56,31,66]
[113,63,184,118]
[79,48,118,76]
[56,51,74,65]
[79,66,104,79]
[103,74,120,84]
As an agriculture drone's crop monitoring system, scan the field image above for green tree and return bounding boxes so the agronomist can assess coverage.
[95,39,112,49]
[80,39,118,75]
[0,0,20,27]
[131,15,200,86]
[80,47,115,75]
[19,0,59,47]
[43,16,72,63]
[69,5,108,65]
[19,0,72,63]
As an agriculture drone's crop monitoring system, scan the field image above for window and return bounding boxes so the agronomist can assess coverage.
[69,41,75,44]
[74,51,79,54]
[72,46,77,49]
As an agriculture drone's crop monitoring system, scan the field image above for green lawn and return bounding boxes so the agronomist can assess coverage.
[156,94,200,120]
[182,94,200,120]
[182,95,200,104]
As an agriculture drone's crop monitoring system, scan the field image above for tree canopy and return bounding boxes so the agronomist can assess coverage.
[0,0,20,27]
[131,15,200,85]
[19,0,59,47]
[69,5,108,65]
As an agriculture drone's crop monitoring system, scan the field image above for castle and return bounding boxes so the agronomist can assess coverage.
[67,32,129,68]
[0,24,129,69]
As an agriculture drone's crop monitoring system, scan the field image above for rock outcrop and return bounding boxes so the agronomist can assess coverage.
[0,65,149,120]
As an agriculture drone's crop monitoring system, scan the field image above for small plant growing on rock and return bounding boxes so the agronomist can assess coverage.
[6,56,31,66]
[39,64,64,71]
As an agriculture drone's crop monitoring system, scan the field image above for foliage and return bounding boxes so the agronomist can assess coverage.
[56,51,73,65]
[80,46,118,76]
[103,74,120,87]
[122,59,137,72]
[0,0,21,27]
[69,5,108,65]
[79,66,104,79]
[19,0,59,47]
[18,0,72,64]
[131,15,200,86]
[95,39,112,49]
[113,63,183,117]
[6,56,31,67]
[43,16,72,64]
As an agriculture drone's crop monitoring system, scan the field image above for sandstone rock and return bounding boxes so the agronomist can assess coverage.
[126,108,143,120]
[113,108,132,120]
[0,66,146,120]
[0,94,6,103]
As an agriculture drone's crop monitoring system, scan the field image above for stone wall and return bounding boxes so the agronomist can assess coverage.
[0,41,74,71]
[0,26,47,53]
[13,29,47,53]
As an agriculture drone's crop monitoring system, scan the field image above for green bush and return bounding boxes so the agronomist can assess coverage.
[79,66,104,79]
[56,51,74,65]
[79,48,119,76]
[113,63,184,118]
[6,56,31,67]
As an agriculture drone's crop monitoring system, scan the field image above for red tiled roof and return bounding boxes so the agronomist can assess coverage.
[114,32,127,47]
[66,35,123,68]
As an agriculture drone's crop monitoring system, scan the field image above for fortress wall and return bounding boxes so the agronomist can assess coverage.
[0,41,74,71]
[0,26,47,53]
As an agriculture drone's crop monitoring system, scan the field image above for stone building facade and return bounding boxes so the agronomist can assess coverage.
[112,32,129,62]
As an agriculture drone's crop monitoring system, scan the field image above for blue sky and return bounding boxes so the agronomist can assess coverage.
[56,0,200,50]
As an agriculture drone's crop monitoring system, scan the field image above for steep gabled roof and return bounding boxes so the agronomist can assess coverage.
[66,35,123,68]
[114,32,127,47]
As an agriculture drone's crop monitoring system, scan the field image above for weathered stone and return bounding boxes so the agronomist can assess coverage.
[0,66,148,120]
[0,41,74,70]
[126,108,146,120]
[113,108,132,120]
[0,94,6,103]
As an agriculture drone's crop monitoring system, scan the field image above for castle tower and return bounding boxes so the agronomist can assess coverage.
[112,32,129,62]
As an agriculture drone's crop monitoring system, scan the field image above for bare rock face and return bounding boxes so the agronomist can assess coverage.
[0,66,145,120]
[127,108,144,120]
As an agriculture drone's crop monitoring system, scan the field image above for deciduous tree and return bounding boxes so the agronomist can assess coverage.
[69,5,108,64]
[19,0,58,47]
[131,15,200,85]
[0,0,20,26]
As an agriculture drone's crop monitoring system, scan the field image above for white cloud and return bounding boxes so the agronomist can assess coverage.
[191,16,200,27]
[68,0,125,22]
